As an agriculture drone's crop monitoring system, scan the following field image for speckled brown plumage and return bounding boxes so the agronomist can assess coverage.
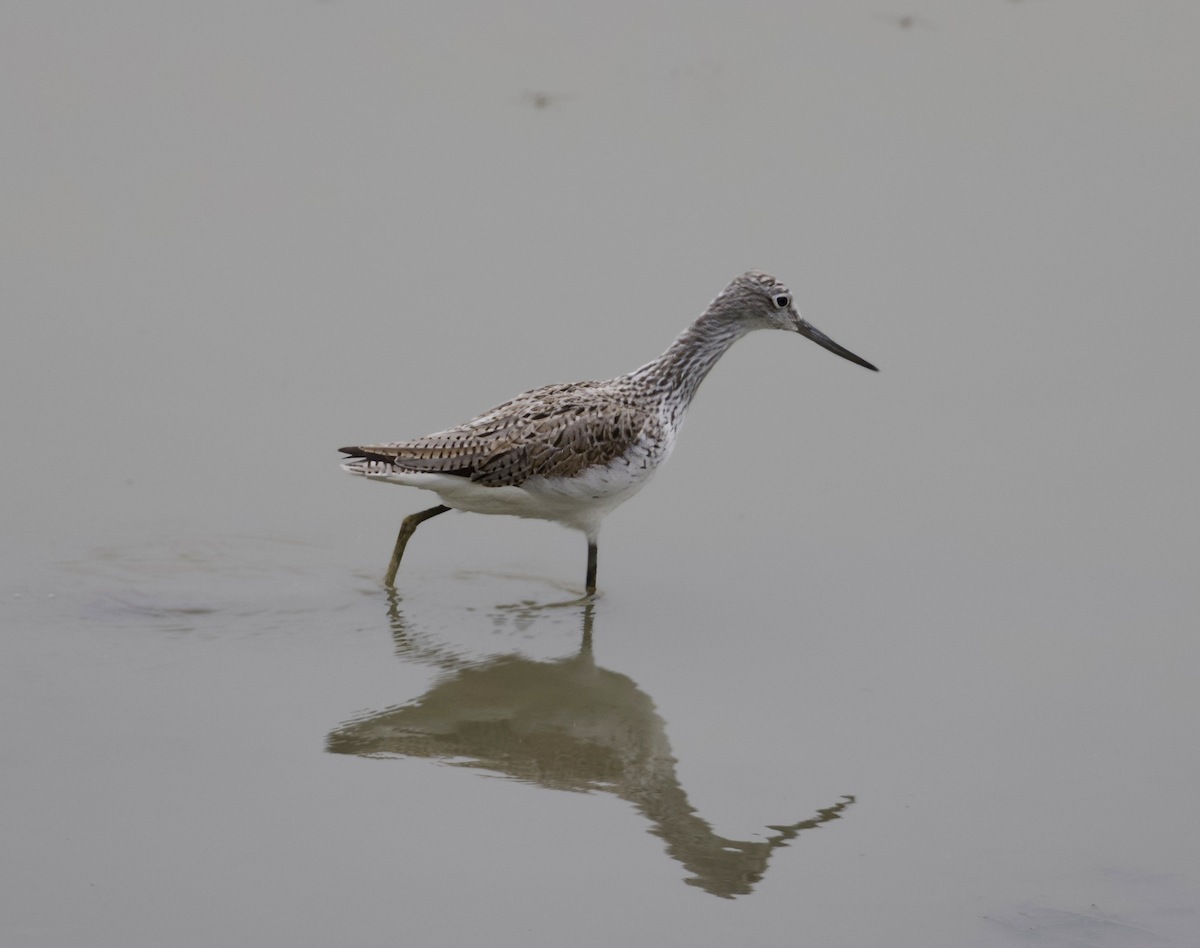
[341,381,664,487]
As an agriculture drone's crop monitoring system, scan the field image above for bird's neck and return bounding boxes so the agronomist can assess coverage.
[631,312,752,414]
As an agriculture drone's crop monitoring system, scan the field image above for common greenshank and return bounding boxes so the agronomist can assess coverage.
[340,270,876,593]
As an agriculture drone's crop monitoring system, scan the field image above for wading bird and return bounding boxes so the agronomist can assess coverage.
[340,270,876,593]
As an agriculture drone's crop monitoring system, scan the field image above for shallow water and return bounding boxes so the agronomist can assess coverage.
[4,529,1196,946]
[4,2,1199,945]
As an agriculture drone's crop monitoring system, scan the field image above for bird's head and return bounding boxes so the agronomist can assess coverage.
[717,270,878,371]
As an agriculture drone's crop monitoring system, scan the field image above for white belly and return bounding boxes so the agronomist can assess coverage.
[346,431,673,539]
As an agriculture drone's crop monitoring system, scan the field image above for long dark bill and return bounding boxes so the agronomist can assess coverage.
[795,319,878,372]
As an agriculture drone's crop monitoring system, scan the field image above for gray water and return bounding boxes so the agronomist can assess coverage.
[3,2,1198,945]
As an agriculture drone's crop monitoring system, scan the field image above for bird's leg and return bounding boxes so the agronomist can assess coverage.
[585,540,598,596]
[384,505,451,587]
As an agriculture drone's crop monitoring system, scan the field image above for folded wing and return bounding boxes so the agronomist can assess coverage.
[340,382,658,488]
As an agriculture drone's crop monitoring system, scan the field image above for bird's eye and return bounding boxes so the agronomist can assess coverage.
[774,294,790,308]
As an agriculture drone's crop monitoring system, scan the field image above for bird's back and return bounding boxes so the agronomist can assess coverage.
[340,377,669,488]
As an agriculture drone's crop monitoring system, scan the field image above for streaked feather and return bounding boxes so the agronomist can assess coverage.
[340,381,663,487]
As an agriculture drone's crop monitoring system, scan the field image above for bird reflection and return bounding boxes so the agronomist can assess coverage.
[326,591,854,899]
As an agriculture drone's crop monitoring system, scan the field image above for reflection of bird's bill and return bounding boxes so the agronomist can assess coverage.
[795,319,879,371]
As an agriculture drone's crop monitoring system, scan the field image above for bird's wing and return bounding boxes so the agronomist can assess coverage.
[340,382,660,487]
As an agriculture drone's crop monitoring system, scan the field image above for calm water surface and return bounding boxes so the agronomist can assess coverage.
[3,2,1198,945]
[4,529,1195,946]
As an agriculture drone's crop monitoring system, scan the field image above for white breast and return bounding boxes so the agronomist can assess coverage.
[349,419,681,540]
